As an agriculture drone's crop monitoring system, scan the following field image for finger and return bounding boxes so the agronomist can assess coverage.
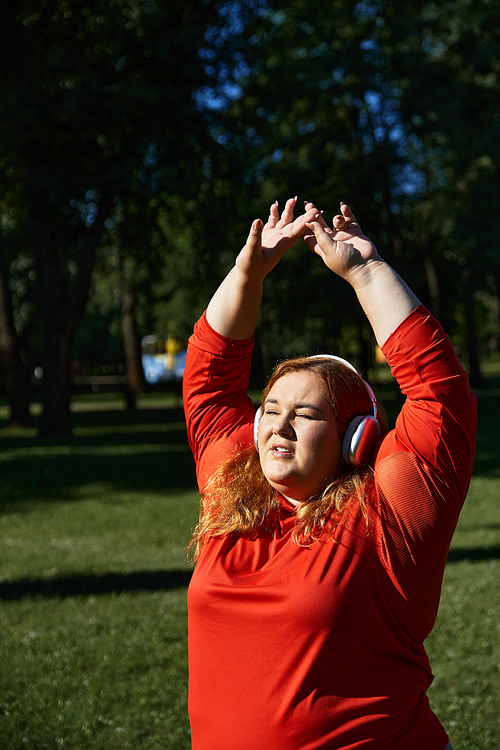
[304,200,319,213]
[267,201,279,229]
[302,225,316,249]
[296,207,330,242]
[293,209,325,243]
[340,202,360,227]
[245,218,263,250]
[276,196,297,228]
[306,210,328,231]
[332,213,347,231]
[303,219,336,254]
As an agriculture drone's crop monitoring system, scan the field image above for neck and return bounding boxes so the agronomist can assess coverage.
[281,494,302,507]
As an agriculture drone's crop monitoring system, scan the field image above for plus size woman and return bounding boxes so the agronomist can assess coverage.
[183,197,477,750]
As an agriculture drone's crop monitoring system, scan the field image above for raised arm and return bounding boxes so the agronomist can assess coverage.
[303,203,420,347]
[207,197,318,340]
[304,200,476,489]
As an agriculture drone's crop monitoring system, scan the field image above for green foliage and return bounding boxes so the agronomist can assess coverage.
[1,0,500,424]
[0,1,229,432]
[195,0,500,371]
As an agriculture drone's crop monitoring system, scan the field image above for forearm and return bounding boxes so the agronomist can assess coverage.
[347,259,421,347]
[206,265,262,340]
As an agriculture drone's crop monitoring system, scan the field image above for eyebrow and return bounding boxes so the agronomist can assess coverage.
[264,398,323,413]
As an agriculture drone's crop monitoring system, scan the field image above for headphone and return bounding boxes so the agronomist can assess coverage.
[253,354,381,468]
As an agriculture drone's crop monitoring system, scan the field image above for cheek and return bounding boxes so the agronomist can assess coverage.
[256,421,268,453]
[307,427,341,471]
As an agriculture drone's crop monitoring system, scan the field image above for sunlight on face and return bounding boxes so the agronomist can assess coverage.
[258,370,341,503]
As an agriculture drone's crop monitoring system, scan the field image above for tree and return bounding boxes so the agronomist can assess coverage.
[196,0,500,381]
[0,245,34,427]
[0,0,224,435]
[364,0,500,383]
[196,1,408,371]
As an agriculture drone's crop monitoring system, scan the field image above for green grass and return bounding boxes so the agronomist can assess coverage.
[0,397,197,750]
[0,387,499,749]
[426,476,500,749]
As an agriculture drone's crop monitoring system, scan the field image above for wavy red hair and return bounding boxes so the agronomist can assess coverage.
[188,357,387,562]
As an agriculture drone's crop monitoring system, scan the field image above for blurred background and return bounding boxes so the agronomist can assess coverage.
[1,0,499,436]
[1,5,499,749]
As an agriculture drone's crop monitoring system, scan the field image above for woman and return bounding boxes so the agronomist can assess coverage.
[183,197,477,750]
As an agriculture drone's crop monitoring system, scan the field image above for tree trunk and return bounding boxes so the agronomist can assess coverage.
[489,272,500,357]
[29,187,113,437]
[0,246,34,427]
[357,321,372,378]
[259,300,273,382]
[0,1,34,427]
[39,320,74,438]
[421,234,442,322]
[121,279,146,409]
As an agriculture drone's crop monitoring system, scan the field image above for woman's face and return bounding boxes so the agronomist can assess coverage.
[258,370,341,503]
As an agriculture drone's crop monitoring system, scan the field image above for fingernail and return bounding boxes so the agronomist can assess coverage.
[314,211,324,219]
[253,219,263,230]
[305,222,315,230]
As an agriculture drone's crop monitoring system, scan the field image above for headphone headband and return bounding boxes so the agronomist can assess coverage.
[307,354,377,419]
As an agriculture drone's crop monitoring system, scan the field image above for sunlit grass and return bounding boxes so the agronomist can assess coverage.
[0,387,499,749]
[426,474,500,748]
[2,590,191,750]
[0,401,196,749]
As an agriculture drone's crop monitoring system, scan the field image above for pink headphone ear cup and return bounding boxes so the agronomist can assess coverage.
[342,415,381,467]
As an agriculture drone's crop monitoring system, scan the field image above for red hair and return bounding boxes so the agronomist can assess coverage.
[262,356,383,441]
[188,357,386,563]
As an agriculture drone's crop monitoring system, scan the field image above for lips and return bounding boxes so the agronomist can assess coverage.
[271,442,295,458]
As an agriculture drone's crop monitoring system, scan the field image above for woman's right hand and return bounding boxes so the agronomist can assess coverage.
[235,197,318,287]
[207,197,317,340]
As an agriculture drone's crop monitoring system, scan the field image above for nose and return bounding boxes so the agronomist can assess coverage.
[272,414,294,438]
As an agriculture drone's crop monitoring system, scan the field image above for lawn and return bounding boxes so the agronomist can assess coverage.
[0,386,499,750]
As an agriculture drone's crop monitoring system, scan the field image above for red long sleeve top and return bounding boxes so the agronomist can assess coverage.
[183,305,477,750]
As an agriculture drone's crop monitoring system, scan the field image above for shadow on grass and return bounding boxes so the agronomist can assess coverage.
[1,544,499,600]
[0,568,193,600]
[446,546,500,564]
[0,405,197,510]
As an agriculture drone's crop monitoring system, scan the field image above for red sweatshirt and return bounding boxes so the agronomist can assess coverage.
[183,306,477,750]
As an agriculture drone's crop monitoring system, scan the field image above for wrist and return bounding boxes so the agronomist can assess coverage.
[233,261,265,293]
[343,258,389,291]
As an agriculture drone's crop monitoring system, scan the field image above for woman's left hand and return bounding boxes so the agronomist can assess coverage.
[302,202,380,283]
[302,200,420,345]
